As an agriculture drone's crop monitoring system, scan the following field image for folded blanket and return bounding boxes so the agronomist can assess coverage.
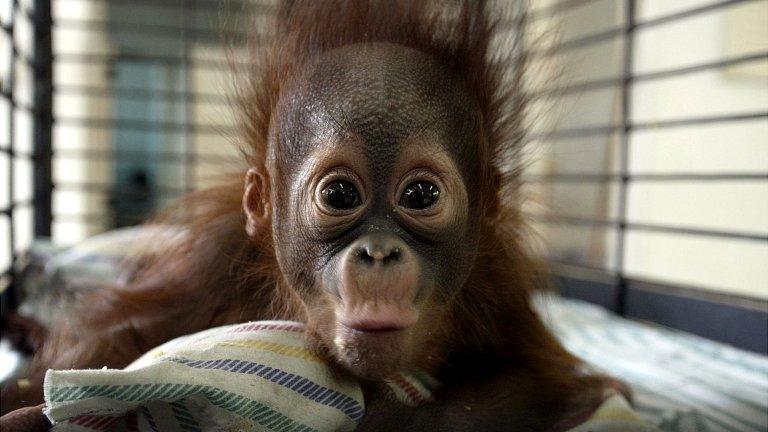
[44,321,653,431]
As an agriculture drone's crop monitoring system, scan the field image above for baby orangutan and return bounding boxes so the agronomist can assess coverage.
[1,1,617,430]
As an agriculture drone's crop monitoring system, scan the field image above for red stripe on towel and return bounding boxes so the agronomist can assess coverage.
[390,374,429,405]
[230,322,304,334]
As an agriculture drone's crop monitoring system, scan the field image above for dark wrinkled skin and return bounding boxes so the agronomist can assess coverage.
[273,42,482,263]
[267,42,485,378]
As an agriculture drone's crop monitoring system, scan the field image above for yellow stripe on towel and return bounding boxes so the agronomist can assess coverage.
[215,339,324,363]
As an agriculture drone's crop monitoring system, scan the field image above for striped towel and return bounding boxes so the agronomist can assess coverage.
[44,320,651,431]
[43,321,436,432]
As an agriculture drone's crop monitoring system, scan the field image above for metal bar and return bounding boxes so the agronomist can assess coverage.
[17,52,37,70]
[529,77,620,98]
[183,0,197,193]
[55,181,188,196]
[629,222,768,242]
[634,51,768,82]
[0,201,33,216]
[59,0,278,14]
[32,0,53,237]
[3,150,36,159]
[547,259,613,275]
[635,0,756,30]
[527,124,619,141]
[530,27,623,59]
[552,269,768,353]
[54,116,238,135]
[4,0,17,304]
[1,98,39,114]
[534,214,768,242]
[635,173,768,181]
[531,51,768,97]
[17,3,35,21]
[0,270,13,305]
[51,156,232,167]
[2,18,36,63]
[624,280,768,354]
[524,172,768,182]
[54,17,249,41]
[614,0,636,316]
[528,0,601,21]
[52,213,155,227]
[1,39,37,71]
[54,52,250,72]
[2,86,38,113]
[634,111,768,130]
[529,111,768,141]
[54,84,231,105]
[54,148,237,165]
[53,212,111,223]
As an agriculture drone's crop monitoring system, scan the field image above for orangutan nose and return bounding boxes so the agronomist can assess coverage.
[354,234,403,266]
[339,233,419,332]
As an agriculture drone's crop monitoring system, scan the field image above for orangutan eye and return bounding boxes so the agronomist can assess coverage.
[321,180,362,210]
[400,181,440,210]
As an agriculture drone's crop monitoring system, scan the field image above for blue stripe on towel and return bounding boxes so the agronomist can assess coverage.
[164,356,364,422]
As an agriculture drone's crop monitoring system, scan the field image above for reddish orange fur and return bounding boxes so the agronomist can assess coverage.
[2,1,610,426]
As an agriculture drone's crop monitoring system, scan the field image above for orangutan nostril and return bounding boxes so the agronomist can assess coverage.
[384,248,401,264]
[357,247,376,264]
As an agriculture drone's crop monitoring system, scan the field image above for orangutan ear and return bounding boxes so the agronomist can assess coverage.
[243,167,271,236]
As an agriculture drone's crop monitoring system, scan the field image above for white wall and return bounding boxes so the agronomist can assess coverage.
[626,0,768,297]
[528,0,768,299]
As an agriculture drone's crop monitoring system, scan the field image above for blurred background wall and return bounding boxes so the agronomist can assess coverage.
[1,0,766,312]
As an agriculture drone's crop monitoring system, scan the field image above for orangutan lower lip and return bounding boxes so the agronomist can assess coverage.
[337,305,419,334]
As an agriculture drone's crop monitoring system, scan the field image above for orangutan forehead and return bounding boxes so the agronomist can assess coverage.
[275,42,479,165]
